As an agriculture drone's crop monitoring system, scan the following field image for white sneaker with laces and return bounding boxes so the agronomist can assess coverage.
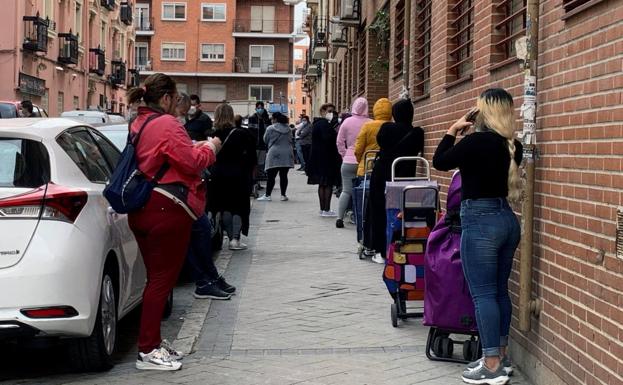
[281,195,289,201]
[136,347,182,371]
[371,254,385,264]
[160,339,183,361]
[321,210,337,217]
[256,195,272,201]
[229,239,248,250]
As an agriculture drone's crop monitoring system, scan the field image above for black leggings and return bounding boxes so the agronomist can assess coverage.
[318,185,333,211]
[266,167,289,196]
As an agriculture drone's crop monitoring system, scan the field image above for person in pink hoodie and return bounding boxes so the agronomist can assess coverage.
[335,97,371,228]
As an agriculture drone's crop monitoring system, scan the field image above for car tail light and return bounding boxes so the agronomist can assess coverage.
[20,306,78,318]
[0,184,88,222]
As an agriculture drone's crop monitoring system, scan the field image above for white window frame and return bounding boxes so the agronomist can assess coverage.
[43,0,54,20]
[201,84,226,102]
[100,21,107,50]
[201,3,226,21]
[161,42,186,61]
[135,3,150,28]
[162,2,187,21]
[249,85,273,102]
[200,43,225,62]
[135,42,149,67]
[75,0,83,42]
[249,45,275,73]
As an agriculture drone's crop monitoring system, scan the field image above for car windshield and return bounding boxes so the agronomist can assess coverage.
[100,130,127,151]
[0,103,17,119]
[0,138,50,187]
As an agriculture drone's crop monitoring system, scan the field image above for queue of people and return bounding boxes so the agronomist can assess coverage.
[119,72,522,385]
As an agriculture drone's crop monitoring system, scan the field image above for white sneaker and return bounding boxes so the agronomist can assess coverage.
[160,339,183,361]
[256,195,272,201]
[136,347,182,371]
[321,210,337,217]
[371,254,385,264]
[280,195,289,201]
[229,239,248,250]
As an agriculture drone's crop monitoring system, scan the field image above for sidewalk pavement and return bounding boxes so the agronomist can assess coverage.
[45,171,534,385]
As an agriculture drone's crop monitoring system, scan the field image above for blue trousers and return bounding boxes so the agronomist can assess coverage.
[460,198,520,357]
[187,214,220,286]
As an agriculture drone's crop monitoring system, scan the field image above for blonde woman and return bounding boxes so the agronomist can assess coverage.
[433,88,522,385]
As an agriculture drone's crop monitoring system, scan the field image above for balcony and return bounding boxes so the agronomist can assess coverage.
[330,23,348,48]
[128,68,140,87]
[295,66,305,75]
[233,57,291,74]
[101,0,115,11]
[110,60,126,86]
[311,16,328,60]
[58,32,79,65]
[233,19,293,37]
[120,2,133,25]
[22,13,48,53]
[305,64,318,78]
[89,47,106,76]
[135,16,154,36]
[336,0,361,26]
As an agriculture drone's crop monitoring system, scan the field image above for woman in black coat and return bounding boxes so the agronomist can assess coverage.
[209,104,257,250]
[364,99,424,263]
[306,104,342,216]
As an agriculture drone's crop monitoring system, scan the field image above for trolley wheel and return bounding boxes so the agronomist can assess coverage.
[470,339,481,361]
[390,303,398,327]
[432,336,444,357]
[462,340,473,361]
[441,337,454,358]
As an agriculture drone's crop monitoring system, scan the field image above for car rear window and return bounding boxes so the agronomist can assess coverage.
[0,103,17,119]
[0,138,50,187]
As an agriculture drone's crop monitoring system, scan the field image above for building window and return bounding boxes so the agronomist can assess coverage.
[162,2,187,21]
[201,84,226,102]
[177,83,188,94]
[250,6,276,33]
[357,31,366,94]
[495,0,526,60]
[57,92,64,114]
[73,96,79,110]
[249,45,275,73]
[294,49,303,60]
[302,96,306,105]
[201,3,226,21]
[161,42,186,61]
[394,0,405,76]
[200,43,225,61]
[448,0,473,82]
[135,43,149,68]
[249,85,273,102]
[75,1,83,42]
[100,21,107,50]
[42,90,49,112]
[43,0,54,20]
[562,0,607,17]
[414,0,432,96]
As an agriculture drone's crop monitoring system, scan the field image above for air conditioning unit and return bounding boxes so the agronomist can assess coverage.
[340,0,360,24]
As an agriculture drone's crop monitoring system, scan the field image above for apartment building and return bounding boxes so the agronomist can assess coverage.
[0,0,137,116]
[136,0,299,114]
[305,1,623,385]
[288,39,311,119]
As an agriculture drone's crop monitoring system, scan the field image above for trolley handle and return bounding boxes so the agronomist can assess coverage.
[391,156,430,181]
[400,185,440,238]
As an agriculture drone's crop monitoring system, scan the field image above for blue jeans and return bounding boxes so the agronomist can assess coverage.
[187,214,220,286]
[460,198,520,357]
[295,141,305,168]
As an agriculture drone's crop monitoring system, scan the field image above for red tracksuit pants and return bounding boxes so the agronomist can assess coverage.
[129,192,193,354]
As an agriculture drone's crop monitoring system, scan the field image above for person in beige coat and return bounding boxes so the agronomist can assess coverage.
[354,98,393,177]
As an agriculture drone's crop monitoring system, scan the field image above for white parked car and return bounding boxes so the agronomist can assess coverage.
[60,110,111,124]
[0,118,146,371]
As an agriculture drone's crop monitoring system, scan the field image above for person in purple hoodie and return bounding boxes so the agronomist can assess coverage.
[335,97,371,228]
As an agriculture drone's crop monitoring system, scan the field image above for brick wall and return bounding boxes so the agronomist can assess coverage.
[408,1,623,384]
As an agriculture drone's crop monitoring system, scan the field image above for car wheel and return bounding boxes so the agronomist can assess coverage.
[69,272,117,372]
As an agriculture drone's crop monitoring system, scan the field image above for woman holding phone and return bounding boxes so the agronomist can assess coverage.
[433,88,523,385]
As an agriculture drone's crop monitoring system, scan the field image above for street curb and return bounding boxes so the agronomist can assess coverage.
[173,248,234,355]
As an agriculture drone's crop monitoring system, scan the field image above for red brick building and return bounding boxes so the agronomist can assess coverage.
[136,0,298,114]
[305,1,623,385]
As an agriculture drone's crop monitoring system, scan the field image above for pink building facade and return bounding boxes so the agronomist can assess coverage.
[0,0,136,116]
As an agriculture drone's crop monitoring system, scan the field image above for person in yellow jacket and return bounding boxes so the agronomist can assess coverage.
[354,98,393,177]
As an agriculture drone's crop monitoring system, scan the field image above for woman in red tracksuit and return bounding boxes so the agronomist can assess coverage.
[126,73,221,371]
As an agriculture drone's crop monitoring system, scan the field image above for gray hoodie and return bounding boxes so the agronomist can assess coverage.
[263,122,295,170]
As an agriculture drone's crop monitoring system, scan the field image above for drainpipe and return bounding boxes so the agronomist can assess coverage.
[518,0,541,332]
[401,0,411,100]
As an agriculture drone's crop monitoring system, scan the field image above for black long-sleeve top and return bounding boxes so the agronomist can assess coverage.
[433,131,523,200]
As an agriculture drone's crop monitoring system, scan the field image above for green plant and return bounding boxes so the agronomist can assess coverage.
[367,10,390,81]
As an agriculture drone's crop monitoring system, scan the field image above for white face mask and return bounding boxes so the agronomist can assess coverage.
[188,106,197,116]
[337,118,342,124]
[325,112,334,121]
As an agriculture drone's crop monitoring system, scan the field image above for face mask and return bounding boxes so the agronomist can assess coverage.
[325,112,334,121]
[188,106,197,116]
[337,118,342,124]
[256,108,264,114]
